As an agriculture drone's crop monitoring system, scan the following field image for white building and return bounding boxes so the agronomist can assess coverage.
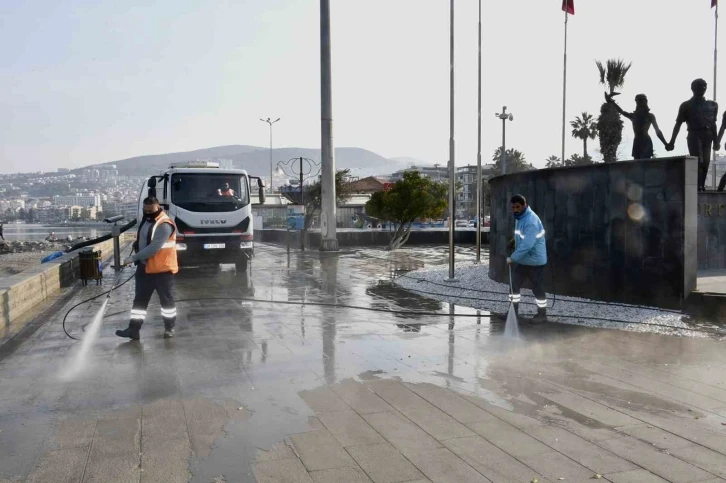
[53,193,101,208]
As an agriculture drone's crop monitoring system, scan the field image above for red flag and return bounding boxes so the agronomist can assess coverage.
[562,0,575,15]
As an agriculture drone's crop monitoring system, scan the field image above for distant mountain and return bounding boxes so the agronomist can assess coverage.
[90,145,410,179]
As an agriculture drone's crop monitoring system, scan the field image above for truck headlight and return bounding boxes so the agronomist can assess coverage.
[240,242,253,249]
[176,243,187,251]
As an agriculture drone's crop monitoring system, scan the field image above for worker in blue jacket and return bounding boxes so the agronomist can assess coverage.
[506,194,548,323]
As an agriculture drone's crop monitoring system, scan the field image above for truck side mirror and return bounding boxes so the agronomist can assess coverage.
[258,187,266,204]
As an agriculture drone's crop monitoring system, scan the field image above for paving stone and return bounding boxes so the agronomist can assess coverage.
[606,469,670,483]
[289,429,357,472]
[599,436,715,483]
[405,448,491,483]
[519,451,600,482]
[255,442,298,462]
[299,386,351,413]
[400,406,475,441]
[466,416,550,458]
[669,445,726,478]
[525,425,637,474]
[253,458,315,483]
[538,390,641,427]
[140,437,192,483]
[443,436,548,483]
[616,424,694,450]
[318,411,385,447]
[362,411,443,457]
[364,380,432,411]
[403,383,494,423]
[330,379,394,414]
[25,447,88,483]
[347,442,425,483]
[310,467,373,483]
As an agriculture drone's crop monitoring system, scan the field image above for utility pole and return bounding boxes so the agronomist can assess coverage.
[320,0,338,251]
[260,117,280,192]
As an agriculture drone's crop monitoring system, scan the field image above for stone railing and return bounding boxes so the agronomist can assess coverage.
[0,234,133,335]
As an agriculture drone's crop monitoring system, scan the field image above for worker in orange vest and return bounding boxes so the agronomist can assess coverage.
[116,196,178,340]
[217,182,236,197]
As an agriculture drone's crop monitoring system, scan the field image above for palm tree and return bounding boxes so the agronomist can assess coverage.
[545,155,561,168]
[571,112,598,159]
[596,59,632,163]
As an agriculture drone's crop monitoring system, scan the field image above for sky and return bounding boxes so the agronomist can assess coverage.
[0,0,721,174]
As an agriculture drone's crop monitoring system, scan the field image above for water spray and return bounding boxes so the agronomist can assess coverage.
[503,262,520,338]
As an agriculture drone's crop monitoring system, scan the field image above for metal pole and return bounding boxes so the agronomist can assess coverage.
[447,0,456,281]
[561,9,568,165]
[112,223,121,271]
[269,123,273,193]
[501,114,507,175]
[475,0,482,264]
[300,157,305,251]
[714,4,719,190]
[320,0,338,251]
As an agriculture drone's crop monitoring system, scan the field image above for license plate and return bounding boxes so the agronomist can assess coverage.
[203,243,225,249]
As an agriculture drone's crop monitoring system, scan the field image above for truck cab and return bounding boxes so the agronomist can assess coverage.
[138,161,266,271]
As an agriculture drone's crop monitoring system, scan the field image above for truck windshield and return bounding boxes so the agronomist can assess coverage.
[170,174,249,212]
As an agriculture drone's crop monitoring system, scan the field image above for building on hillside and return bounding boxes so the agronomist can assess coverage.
[53,193,101,208]
[349,176,389,194]
[390,165,449,182]
[455,164,497,218]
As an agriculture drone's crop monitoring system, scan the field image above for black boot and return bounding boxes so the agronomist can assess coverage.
[531,307,547,324]
[490,302,518,322]
[116,322,141,340]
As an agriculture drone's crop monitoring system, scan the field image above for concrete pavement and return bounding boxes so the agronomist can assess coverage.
[1,245,726,482]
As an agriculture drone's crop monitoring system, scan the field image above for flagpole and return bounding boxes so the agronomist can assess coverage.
[714,3,719,190]
[561,8,568,164]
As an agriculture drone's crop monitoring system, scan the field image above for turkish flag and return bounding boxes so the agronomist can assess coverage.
[562,0,575,14]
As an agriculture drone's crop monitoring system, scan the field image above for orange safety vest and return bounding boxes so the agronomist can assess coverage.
[141,212,179,274]
[219,188,235,197]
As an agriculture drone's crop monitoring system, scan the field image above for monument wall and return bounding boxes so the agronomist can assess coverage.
[488,156,698,309]
[697,192,726,270]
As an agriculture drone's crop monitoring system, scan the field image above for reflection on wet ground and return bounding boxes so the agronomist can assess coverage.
[1,244,725,482]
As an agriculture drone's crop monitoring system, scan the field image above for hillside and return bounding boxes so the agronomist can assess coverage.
[92,145,410,178]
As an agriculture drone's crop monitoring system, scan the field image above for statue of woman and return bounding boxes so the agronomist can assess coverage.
[606,93,668,159]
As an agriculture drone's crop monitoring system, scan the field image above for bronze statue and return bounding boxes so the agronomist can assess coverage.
[666,78,719,192]
[715,113,726,190]
[606,93,667,159]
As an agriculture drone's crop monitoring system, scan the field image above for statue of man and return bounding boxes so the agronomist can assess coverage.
[666,78,719,192]
[606,93,668,159]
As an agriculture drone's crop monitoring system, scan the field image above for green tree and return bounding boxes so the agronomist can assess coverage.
[545,155,562,168]
[365,171,448,250]
[571,112,598,159]
[596,59,632,163]
[303,169,354,229]
[564,153,595,166]
[491,148,534,174]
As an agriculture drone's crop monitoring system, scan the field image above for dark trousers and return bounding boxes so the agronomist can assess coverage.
[130,267,176,329]
[687,132,713,190]
[509,264,547,311]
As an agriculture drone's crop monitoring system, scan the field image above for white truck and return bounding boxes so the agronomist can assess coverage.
[137,161,266,271]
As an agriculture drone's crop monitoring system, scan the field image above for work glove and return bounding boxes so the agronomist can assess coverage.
[506,257,512,265]
[122,257,134,267]
[508,238,515,250]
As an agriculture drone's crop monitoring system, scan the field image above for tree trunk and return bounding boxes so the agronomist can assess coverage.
[583,137,587,159]
[386,222,413,250]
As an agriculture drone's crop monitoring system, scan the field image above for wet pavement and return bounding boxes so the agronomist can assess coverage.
[1,244,726,483]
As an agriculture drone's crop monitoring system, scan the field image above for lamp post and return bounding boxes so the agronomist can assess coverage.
[260,117,281,193]
[277,157,321,251]
[495,107,514,175]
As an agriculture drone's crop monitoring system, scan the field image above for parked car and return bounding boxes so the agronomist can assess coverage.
[455,220,468,228]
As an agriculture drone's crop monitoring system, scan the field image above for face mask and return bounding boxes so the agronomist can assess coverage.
[144,208,162,221]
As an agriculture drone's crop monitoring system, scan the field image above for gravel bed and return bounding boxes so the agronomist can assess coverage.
[394,262,721,339]
[0,251,60,278]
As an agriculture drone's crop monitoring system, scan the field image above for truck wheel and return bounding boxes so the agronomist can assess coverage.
[235,258,248,272]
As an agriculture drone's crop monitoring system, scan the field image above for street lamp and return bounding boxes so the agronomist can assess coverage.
[276,157,321,251]
[495,107,514,175]
[475,0,482,264]
[260,117,281,192]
